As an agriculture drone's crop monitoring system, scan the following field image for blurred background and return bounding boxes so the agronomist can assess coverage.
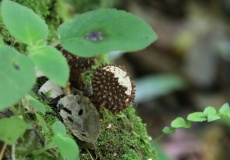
[66,0,230,159]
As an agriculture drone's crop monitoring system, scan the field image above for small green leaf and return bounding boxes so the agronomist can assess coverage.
[0,45,36,110]
[207,114,220,122]
[58,9,157,57]
[203,106,216,115]
[54,134,79,160]
[35,113,49,133]
[29,99,47,115]
[187,112,206,122]
[219,103,230,114]
[171,117,190,128]
[0,117,27,144]
[29,46,69,87]
[52,121,66,136]
[162,127,176,134]
[1,0,48,45]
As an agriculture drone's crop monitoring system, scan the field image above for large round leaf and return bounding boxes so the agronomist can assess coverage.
[29,46,69,87]
[58,9,157,57]
[1,0,49,45]
[0,45,36,110]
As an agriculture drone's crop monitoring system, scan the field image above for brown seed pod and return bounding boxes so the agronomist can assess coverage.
[56,45,95,70]
[56,45,95,88]
[90,64,135,113]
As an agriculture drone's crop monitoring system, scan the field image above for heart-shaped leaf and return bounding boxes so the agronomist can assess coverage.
[58,9,157,57]
[162,126,176,134]
[0,45,36,110]
[187,112,206,122]
[1,0,49,45]
[203,106,216,115]
[0,117,27,144]
[29,46,69,87]
[54,134,79,160]
[171,117,191,128]
[207,114,220,122]
[219,103,230,114]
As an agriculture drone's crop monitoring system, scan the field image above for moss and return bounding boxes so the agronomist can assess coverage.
[80,107,157,160]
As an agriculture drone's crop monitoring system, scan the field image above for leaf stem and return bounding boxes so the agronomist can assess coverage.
[32,141,56,155]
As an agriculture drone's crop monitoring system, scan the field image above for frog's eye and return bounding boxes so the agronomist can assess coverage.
[90,64,136,114]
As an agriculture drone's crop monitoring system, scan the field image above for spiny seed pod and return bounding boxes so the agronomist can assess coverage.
[56,45,95,70]
[90,64,135,113]
[56,45,95,88]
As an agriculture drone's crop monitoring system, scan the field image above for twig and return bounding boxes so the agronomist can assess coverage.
[0,143,7,160]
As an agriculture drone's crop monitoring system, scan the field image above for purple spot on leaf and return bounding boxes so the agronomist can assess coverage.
[14,63,20,70]
[85,32,103,41]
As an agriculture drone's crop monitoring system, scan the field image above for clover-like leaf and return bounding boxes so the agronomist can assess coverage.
[187,112,206,122]
[54,134,79,160]
[207,114,220,122]
[1,0,49,45]
[171,117,191,128]
[29,46,69,87]
[58,9,157,57]
[0,45,36,110]
[219,103,230,114]
[162,126,176,134]
[52,121,66,136]
[0,117,27,144]
[203,106,216,115]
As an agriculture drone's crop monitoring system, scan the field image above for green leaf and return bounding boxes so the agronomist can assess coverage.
[52,121,66,136]
[162,127,175,134]
[219,103,230,114]
[171,117,191,128]
[0,117,27,144]
[187,112,206,122]
[203,106,216,115]
[29,46,69,87]
[35,113,49,133]
[207,114,220,122]
[29,99,47,115]
[1,0,48,45]
[0,45,36,110]
[54,134,79,160]
[58,9,157,57]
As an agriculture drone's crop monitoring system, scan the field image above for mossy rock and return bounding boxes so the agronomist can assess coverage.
[1,1,157,159]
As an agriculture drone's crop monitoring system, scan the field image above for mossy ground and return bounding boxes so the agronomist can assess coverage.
[1,1,157,159]
[79,107,157,160]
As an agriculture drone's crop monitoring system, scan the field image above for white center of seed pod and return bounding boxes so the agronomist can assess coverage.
[103,66,132,96]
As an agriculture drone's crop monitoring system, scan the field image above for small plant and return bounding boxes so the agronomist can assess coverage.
[162,103,230,134]
[0,0,157,159]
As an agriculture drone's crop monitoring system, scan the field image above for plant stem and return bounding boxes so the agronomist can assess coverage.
[11,145,15,160]
[0,143,7,160]
[32,142,56,155]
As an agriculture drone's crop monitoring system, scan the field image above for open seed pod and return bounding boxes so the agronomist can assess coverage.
[90,64,135,113]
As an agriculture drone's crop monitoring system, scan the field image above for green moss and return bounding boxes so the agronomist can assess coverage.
[80,107,157,160]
